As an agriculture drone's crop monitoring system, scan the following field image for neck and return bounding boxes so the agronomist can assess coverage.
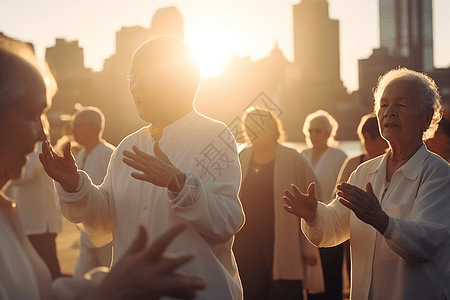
[389,140,422,162]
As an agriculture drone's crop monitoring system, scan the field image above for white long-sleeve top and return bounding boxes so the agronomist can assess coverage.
[302,144,450,300]
[5,142,61,235]
[301,147,347,202]
[75,141,115,249]
[56,110,245,300]
[75,141,115,186]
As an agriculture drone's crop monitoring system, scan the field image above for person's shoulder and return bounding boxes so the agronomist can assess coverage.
[329,146,347,157]
[193,110,229,131]
[100,141,116,153]
[115,127,149,149]
[423,149,450,172]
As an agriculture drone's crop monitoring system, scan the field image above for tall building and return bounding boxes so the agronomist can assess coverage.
[379,0,433,72]
[293,0,340,82]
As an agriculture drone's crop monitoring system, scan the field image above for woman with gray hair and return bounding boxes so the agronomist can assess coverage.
[284,67,450,299]
[300,110,347,300]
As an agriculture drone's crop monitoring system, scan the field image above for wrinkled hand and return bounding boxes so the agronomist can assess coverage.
[283,182,318,222]
[93,224,206,300]
[337,182,389,234]
[122,144,182,188]
[39,140,79,192]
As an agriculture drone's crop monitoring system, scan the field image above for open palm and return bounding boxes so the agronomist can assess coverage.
[283,182,318,222]
[39,141,79,192]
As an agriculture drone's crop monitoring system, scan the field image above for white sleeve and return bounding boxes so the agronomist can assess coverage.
[56,170,112,247]
[382,163,450,262]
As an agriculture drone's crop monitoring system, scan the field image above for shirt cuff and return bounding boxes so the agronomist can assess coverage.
[382,216,395,238]
[56,171,89,203]
[167,173,203,207]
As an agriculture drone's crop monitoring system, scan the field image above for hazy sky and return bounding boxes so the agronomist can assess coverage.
[2,0,450,92]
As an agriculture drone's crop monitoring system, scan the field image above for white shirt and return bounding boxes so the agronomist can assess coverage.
[301,147,347,202]
[56,110,245,300]
[302,144,450,300]
[4,142,61,235]
[75,141,115,186]
[75,141,115,249]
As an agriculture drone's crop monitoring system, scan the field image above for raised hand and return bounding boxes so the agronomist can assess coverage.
[337,182,389,234]
[283,182,318,222]
[93,223,206,300]
[122,143,182,188]
[39,140,79,192]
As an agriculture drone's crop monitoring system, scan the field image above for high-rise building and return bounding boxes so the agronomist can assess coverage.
[379,0,433,72]
[293,0,340,82]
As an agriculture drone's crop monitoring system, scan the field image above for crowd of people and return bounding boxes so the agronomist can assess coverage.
[1,33,450,300]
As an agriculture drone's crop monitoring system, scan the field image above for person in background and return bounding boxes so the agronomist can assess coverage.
[40,35,244,299]
[0,35,204,300]
[4,114,62,279]
[300,109,347,300]
[70,106,115,278]
[284,67,450,299]
[425,116,450,162]
[234,107,324,300]
[336,114,388,187]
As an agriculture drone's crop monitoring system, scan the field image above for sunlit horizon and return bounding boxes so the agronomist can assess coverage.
[2,0,450,91]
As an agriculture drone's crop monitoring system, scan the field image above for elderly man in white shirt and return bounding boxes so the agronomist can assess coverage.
[70,106,116,278]
[283,68,450,300]
[41,36,245,299]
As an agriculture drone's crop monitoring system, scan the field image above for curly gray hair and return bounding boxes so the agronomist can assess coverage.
[373,67,443,141]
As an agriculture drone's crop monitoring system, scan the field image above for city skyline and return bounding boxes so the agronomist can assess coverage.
[2,0,450,92]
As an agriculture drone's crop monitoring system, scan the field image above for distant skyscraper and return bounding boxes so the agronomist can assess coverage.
[293,0,340,82]
[379,0,433,71]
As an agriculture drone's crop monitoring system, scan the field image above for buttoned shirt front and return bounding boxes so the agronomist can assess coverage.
[302,144,450,300]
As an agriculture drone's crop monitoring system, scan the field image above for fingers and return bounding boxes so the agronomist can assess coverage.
[283,204,295,214]
[132,146,154,160]
[62,142,74,162]
[366,182,375,196]
[127,226,147,255]
[144,223,187,262]
[123,156,146,172]
[307,182,316,198]
[123,150,149,166]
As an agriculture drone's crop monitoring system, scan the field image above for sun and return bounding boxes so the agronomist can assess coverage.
[186,23,236,78]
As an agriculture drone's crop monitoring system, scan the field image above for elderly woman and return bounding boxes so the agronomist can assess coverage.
[284,67,450,300]
[234,108,324,300]
[0,37,204,299]
[300,110,347,300]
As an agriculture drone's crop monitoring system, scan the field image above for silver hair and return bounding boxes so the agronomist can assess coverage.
[72,106,105,132]
[373,67,442,141]
[303,109,339,147]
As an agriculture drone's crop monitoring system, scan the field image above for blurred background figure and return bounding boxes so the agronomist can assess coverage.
[70,106,115,278]
[300,110,347,300]
[4,114,62,280]
[425,116,450,162]
[334,113,388,289]
[234,107,324,300]
[336,113,388,190]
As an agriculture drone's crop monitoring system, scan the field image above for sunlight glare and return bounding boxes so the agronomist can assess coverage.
[187,24,235,78]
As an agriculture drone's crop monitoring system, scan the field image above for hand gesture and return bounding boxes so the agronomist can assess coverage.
[283,182,318,222]
[39,140,79,192]
[337,182,389,234]
[94,223,206,300]
[122,143,182,188]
